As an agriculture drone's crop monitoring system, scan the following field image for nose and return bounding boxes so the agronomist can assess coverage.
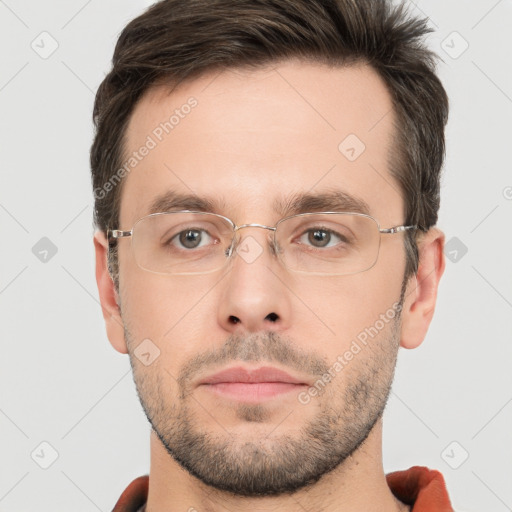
[216,227,293,334]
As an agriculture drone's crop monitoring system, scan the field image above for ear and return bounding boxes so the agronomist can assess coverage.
[400,227,445,349]
[93,230,128,354]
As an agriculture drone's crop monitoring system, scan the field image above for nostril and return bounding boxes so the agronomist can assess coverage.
[266,312,278,322]
[229,315,241,324]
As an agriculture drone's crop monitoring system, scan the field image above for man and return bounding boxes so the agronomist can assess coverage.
[92,0,452,510]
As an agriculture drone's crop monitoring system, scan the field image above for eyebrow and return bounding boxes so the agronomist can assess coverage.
[275,190,371,217]
[146,189,371,218]
[148,191,225,215]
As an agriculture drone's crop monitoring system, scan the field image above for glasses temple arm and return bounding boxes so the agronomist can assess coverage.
[379,225,417,234]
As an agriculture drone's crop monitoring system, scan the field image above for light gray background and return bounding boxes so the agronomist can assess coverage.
[1,1,511,511]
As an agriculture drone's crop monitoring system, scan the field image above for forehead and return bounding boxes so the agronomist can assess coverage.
[120,59,401,227]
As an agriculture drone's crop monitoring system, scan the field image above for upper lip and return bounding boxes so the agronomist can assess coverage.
[198,366,308,385]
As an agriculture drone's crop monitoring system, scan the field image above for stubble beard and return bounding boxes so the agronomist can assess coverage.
[124,295,403,497]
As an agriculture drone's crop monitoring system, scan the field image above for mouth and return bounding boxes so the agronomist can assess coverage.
[197,366,309,402]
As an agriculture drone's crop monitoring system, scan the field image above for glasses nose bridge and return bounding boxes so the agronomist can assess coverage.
[233,223,277,245]
[229,223,278,257]
[234,222,276,233]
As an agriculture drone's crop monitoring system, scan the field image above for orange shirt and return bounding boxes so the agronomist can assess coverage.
[113,466,453,511]
[386,466,454,511]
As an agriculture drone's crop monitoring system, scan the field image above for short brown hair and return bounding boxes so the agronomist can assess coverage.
[91,0,448,289]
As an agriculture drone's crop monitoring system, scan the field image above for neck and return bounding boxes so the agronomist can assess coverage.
[145,419,409,512]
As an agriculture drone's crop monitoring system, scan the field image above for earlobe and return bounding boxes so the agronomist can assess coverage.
[400,228,446,350]
[93,231,128,354]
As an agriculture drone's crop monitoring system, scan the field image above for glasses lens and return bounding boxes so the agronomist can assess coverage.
[132,212,234,275]
[276,213,380,275]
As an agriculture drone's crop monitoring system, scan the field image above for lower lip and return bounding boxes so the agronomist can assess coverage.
[201,382,305,402]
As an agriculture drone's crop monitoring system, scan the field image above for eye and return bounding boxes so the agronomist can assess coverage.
[170,228,215,250]
[297,228,348,248]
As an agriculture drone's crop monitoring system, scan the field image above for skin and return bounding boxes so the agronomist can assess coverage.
[94,59,445,512]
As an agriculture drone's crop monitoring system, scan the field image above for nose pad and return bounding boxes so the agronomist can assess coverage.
[225,232,244,259]
[225,238,235,259]
[271,235,283,256]
[269,236,281,257]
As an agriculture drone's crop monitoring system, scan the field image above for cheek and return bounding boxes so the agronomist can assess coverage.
[120,271,219,355]
[290,260,403,351]
[121,286,207,387]
[297,273,403,400]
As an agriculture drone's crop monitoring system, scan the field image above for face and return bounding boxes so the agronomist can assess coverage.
[115,60,409,496]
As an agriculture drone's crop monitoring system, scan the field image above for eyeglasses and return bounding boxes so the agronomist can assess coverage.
[107,210,416,276]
